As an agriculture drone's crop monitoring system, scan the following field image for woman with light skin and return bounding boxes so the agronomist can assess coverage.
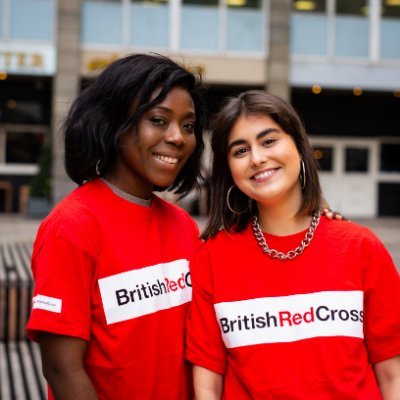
[186,90,400,399]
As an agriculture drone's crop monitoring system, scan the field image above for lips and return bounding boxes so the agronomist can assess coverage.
[153,152,180,165]
[251,168,279,182]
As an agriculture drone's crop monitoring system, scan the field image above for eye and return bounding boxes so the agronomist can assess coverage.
[150,117,167,127]
[183,121,195,134]
[262,137,276,147]
[232,147,249,157]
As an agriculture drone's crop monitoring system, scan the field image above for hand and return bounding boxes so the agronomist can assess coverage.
[322,208,346,221]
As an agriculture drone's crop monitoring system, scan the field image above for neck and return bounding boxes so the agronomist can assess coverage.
[103,171,152,200]
[256,195,310,236]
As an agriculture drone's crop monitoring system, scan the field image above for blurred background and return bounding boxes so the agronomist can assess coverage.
[0,0,400,219]
[0,4,399,397]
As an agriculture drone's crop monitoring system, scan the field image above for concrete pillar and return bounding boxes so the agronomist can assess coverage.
[267,0,291,101]
[51,0,81,205]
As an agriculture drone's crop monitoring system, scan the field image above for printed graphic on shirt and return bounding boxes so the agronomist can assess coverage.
[99,259,191,324]
[215,291,364,348]
[32,294,62,313]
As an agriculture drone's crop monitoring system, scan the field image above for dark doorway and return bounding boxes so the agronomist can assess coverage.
[378,183,400,216]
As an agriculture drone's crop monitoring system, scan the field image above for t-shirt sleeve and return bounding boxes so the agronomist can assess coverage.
[26,233,95,342]
[186,245,227,375]
[363,234,400,364]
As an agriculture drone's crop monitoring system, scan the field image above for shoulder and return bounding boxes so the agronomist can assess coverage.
[42,181,100,230]
[320,217,389,256]
[200,225,251,255]
[153,195,198,231]
[322,217,380,242]
[35,182,102,253]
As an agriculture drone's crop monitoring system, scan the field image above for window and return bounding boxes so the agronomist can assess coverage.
[130,0,170,48]
[291,0,327,55]
[334,0,369,57]
[2,100,44,125]
[180,0,265,52]
[381,0,400,59]
[226,0,264,52]
[378,183,400,216]
[181,0,219,50]
[81,0,123,44]
[180,0,219,56]
[345,147,368,172]
[6,130,44,164]
[0,0,3,38]
[81,0,123,45]
[380,143,400,172]
[336,0,368,16]
[10,0,54,41]
[0,77,51,125]
[292,0,326,13]
[183,0,217,4]
[313,146,333,171]
[383,0,400,17]
[227,0,261,9]
[80,0,266,53]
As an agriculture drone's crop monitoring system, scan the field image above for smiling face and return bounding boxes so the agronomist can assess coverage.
[227,114,303,210]
[105,86,197,199]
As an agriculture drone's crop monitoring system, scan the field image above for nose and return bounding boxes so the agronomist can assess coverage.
[250,146,267,167]
[165,124,185,147]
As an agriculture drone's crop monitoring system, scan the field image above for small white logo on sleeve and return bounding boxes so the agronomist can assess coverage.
[215,290,364,348]
[32,294,62,313]
[99,259,192,325]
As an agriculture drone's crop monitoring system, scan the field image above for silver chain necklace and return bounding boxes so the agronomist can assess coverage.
[252,211,321,261]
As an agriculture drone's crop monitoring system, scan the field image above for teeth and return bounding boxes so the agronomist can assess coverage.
[154,154,179,164]
[253,170,275,181]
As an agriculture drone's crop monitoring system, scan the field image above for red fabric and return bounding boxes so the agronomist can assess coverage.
[186,217,400,399]
[27,179,200,399]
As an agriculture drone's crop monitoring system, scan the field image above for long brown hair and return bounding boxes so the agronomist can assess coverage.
[202,90,322,240]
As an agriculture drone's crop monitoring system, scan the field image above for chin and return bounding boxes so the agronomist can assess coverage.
[153,178,177,189]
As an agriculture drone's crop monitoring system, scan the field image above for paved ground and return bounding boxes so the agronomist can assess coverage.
[0,214,399,269]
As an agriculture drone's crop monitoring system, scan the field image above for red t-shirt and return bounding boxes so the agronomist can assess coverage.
[186,217,400,399]
[27,179,200,399]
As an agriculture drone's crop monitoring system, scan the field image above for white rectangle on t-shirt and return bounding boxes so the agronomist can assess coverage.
[99,259,191,325]
[32,294,62,313]
[214,290,364,348]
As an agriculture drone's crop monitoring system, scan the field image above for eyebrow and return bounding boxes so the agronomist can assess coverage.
[228,128,280,151]
[151,105,196,118]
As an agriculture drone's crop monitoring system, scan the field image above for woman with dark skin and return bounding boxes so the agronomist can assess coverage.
[26,53,206,400]
[186,91,400,399]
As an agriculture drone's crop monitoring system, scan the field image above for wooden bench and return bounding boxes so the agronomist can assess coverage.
[0,340,46,399]
[0,240,33,341]
[0,240,46,399]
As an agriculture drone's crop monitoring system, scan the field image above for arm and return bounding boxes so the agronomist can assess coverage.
[193,365,223,400]
[39,333,98,400]
[374,355,400,400]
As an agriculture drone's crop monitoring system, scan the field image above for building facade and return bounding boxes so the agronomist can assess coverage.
[0,0,399,217]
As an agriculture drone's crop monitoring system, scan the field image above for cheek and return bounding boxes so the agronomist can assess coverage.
[228,158,244,185]
[186,136,197,157]
[278,145,301,171]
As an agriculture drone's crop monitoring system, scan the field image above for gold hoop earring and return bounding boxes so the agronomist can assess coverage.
[299,160,306,190]
[226,185,252,215]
